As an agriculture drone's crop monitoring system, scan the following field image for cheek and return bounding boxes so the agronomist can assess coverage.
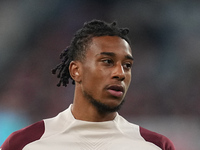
[82,67,104,85]
[81,69,107,96]
[125,73,132,86]
[87,69,109,90]
[81,61,111,87]
[92,69,108,82]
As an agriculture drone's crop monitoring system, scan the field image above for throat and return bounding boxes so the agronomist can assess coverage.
[71,103,117,122]
[83,90,124,113]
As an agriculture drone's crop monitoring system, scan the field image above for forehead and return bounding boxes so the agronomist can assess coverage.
[87,36,132,56]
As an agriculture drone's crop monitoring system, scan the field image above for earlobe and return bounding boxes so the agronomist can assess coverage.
[69,61,81,83]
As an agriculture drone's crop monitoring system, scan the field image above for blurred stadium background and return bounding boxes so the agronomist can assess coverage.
[0,1,200,149]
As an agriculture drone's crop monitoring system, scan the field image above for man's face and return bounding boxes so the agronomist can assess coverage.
[79,36,133,113]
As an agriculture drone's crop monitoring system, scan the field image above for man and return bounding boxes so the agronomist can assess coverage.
[1,20,175,150]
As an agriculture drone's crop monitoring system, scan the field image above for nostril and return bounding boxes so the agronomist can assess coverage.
[120,76,125,81]
[113,75,125,81]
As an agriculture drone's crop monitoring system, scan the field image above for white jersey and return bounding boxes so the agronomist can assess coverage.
[1,105,175,150]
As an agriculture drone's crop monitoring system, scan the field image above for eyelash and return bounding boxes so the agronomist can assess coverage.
[102,59,114,65]
[123,62,132,69]
[101,59,132,69]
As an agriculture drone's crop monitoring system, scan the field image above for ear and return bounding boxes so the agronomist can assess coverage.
[69,61,82,83]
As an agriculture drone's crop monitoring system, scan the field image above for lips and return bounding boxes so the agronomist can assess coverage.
[107,85,124,97]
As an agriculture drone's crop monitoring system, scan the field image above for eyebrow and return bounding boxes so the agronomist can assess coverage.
[99,52,134,61]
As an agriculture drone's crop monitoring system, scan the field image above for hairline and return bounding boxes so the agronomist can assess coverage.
[76,35,131,62]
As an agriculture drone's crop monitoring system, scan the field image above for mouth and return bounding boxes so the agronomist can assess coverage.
[107,85,125,97]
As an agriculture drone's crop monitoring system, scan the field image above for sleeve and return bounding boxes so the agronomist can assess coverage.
[0,121,45,150]
[140,126,175,150]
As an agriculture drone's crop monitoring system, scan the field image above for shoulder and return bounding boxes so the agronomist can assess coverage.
[0,120,45,150]
[139,126,175,150]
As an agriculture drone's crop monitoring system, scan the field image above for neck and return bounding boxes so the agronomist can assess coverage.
[71,86,117,122]
[71,101,117,122]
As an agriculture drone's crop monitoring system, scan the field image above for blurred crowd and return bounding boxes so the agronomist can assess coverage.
[0,0,200,149]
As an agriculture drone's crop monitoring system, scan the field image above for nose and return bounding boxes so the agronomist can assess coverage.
[112,64,125,81]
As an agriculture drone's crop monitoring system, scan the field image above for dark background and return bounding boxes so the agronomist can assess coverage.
[0,1,200,149]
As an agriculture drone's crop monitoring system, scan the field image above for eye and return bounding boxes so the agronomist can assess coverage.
[101,59,114,66]
[123,62,132,70]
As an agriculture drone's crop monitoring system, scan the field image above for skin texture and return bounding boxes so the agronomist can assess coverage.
[69,36,133,122]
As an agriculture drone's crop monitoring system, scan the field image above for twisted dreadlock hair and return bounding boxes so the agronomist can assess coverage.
[52,19,131,87]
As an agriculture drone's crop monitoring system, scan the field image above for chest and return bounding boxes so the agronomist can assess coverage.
[24,131,161,150]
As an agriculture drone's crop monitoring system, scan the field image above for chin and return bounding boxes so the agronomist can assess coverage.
[91,98,125,113]
[83,90,125,113]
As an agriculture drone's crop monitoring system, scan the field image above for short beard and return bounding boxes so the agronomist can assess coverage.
[83,91,125,114]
